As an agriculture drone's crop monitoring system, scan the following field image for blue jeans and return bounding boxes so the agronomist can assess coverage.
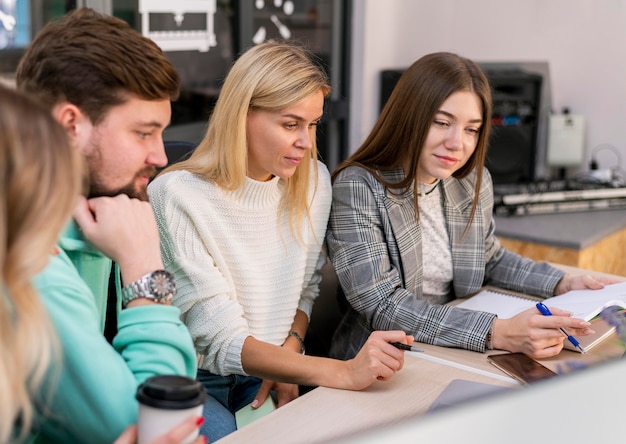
[196,369,264,442]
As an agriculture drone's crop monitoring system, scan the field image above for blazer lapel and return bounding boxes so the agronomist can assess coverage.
[442,176,487,295]
[380,169,423,296]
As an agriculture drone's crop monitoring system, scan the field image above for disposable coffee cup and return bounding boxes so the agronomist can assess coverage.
[136,375,207,444]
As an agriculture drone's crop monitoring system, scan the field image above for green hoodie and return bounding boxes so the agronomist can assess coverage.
[27,222,196,443]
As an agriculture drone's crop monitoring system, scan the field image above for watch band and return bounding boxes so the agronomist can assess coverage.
[288,331,306,355]
[121,269,176,308]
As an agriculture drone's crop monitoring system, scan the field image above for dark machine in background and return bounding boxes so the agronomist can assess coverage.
[483,69,542,185]
[379,64,544,186]
[379,64,626,215]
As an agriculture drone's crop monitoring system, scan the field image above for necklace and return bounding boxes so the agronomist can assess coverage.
[417,180,440,196]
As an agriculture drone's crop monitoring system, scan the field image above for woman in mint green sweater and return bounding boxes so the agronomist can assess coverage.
[0,84,82,444]
[10,8,202,443]
[0,84,203,444]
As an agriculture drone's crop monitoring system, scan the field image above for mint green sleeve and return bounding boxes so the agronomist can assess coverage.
[114,305,197,381]
[33,254,196,444]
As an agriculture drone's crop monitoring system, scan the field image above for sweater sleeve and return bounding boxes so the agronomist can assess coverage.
[149,172,251,376]
[33,252,197,444]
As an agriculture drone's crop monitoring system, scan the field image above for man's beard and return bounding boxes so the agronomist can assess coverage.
[88,165,156,201]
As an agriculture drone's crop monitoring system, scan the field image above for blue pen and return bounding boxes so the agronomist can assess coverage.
[536,302,586,354]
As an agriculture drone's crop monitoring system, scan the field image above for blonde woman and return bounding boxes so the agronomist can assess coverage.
[0,84,208,444]
[0,84,83,444]
[149,41,411,441]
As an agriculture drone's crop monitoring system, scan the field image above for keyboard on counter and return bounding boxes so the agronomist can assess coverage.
[493,179,626,216]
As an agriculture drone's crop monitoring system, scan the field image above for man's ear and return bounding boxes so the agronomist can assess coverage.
[52,102,89,138]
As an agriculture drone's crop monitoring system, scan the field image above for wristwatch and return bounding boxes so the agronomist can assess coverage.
[121,270,176,308]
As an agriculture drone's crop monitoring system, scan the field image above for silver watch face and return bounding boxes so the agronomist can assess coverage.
[122,270,176,307]
[150,270,176,302]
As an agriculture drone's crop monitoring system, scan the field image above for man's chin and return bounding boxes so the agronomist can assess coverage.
[130,189,150,202]
[88,186,149,201]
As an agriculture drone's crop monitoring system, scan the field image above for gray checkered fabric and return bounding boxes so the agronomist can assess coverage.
[326,165,565,360]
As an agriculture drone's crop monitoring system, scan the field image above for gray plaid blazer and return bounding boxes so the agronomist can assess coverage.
[326,165,565,360]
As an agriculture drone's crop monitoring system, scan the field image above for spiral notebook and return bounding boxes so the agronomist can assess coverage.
[456,281,626,353]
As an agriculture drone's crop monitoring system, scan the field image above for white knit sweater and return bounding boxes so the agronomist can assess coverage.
[148,161,332,376]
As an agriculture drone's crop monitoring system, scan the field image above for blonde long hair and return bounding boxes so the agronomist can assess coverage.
[161,41,330,236]
[0,85,83,443]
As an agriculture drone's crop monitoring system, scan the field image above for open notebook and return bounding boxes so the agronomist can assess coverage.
[456,281,626,353]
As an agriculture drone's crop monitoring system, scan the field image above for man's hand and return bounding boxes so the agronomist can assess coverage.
[73,195,163,284]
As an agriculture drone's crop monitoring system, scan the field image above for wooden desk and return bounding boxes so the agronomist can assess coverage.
[219,338,623,444]
[218,351,518,444]
[495,209,626,276]
[342,356,626,444]
[218,265,625,443]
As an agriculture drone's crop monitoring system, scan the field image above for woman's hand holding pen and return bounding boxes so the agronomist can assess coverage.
[492,307,594,359]
[342,330,413,390]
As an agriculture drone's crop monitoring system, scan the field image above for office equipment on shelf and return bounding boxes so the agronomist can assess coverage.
[493,178,626,216]
[381,62,552,185]
[456,282,626,353]
[547,113,586,167]
[139,0,217,52]
[481,68,542,185]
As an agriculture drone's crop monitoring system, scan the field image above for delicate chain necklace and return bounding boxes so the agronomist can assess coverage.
[417,180,440,196]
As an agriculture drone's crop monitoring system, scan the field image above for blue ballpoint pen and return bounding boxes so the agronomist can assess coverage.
[536,302,586,354]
